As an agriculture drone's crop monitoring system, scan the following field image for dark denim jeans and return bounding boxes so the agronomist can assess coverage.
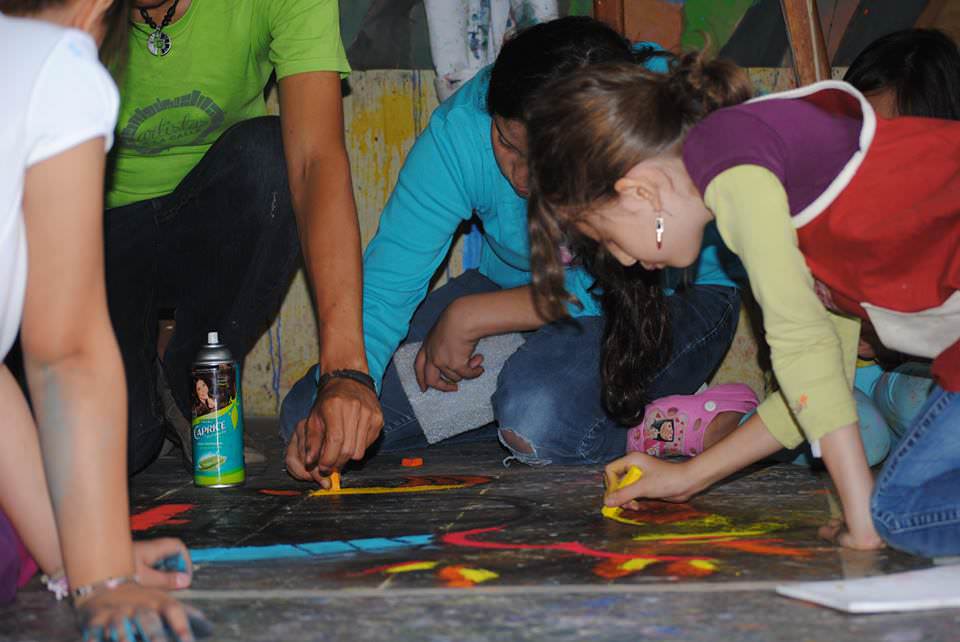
[871,385,960,557]
[280,270,740,466]
[105,117,299,474]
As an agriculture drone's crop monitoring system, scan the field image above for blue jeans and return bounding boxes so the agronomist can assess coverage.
[871,385,960,557]
[280,270,740,465]
[106,117,300,474]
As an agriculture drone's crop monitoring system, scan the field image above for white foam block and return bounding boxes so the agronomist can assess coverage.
[777,565,960,613]
[392,333,525,444]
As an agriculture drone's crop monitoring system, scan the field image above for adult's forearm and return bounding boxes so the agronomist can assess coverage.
[292,158,368,374]
[25,330,134,588]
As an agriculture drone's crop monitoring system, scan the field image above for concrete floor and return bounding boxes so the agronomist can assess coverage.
[2,418,958,641]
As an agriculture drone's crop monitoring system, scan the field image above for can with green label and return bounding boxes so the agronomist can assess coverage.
[191,331,245,488]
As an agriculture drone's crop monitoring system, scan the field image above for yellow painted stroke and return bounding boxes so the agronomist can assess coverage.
[385,561,439,574]
[310,483,471,497]
[689,560,718,571]
[632,528,777,542]
[458,568,499,583]
[619,558,659,572]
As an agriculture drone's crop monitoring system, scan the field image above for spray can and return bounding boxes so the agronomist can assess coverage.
[191,331,245,488]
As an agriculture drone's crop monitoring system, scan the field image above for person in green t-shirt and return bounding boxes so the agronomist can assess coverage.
[107,0,382,482]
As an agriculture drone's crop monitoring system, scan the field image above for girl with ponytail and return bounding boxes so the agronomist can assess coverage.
[526,50,960,557]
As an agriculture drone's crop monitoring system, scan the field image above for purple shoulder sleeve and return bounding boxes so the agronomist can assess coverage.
[682,107,788,196]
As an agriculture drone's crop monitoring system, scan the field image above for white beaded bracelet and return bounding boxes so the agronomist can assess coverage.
[41,573,69,601]
[71,575,140,604]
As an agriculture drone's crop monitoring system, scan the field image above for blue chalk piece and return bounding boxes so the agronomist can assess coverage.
[296,541,355,556]
[190,544,310,563]
[153,553,188,573]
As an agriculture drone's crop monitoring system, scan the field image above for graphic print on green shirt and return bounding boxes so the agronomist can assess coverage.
[117,89,225,155]
[108,0,350,209]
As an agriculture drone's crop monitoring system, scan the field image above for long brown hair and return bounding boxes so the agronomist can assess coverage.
[526,51,751,424]
[0,0,131,65]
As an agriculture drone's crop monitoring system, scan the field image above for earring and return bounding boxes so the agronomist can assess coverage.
[655,216,664,249]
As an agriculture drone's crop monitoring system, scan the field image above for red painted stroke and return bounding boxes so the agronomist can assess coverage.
[442,526,693,564]
[710,538,811,557]
[396,475,492,489]
[130,504,195,532]
[258,489,303,496]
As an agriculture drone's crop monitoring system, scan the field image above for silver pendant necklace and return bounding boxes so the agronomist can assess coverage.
[139,0,181,57]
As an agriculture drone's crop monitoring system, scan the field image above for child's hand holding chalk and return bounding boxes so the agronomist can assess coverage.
[134,539,193,590]
[601,465,643,520]
[603,453,697,508]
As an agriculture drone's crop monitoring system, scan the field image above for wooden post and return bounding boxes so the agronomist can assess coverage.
[594,0,625,35]
[780,0,832,86]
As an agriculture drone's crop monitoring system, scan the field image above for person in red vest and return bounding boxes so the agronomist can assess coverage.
[523,50,959,558]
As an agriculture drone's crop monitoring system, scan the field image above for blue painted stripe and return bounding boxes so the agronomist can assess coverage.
[191,534,435,563]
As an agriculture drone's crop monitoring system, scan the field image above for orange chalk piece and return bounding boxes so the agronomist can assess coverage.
[401,457,424,467]
[327,472,341,491]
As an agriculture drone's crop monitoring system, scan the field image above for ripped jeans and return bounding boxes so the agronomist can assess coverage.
[280,270,740,466]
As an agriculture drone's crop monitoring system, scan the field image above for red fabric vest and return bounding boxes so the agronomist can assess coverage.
[761,83,960,390]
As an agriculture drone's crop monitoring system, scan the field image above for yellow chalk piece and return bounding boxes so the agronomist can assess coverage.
[601,507,647,526]
[620,558,658,572]
[310,482,469,497]
[327,472,341,492]
[385,561,439,574]
[601,465,644,522]
[458,568,499,583]
[601,505,622,519]
[689,560,718,571]
[616,466,644,489]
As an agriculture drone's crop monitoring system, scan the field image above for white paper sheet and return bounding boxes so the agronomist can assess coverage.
[777,565,960,613]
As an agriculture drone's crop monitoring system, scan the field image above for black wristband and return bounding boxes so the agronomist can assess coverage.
[317,369,376,394]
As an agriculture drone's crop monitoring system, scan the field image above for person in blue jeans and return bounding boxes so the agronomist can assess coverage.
[282,16,744,472]
[871,386,959,558]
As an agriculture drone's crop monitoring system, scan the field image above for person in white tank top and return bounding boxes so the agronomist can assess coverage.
[0,1,209,638]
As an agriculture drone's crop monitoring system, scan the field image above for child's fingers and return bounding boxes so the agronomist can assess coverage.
[135,609,169,642]
[603,480,644,507]
[603,457,637,492]
[141,539,192,576]
[139,564,191,591]
[161,603,194,642]
[122,617,138,642]
[817,520,844,543]
[185,607,214,639]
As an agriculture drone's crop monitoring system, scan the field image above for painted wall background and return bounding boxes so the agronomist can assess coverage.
[241,0,959,416]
